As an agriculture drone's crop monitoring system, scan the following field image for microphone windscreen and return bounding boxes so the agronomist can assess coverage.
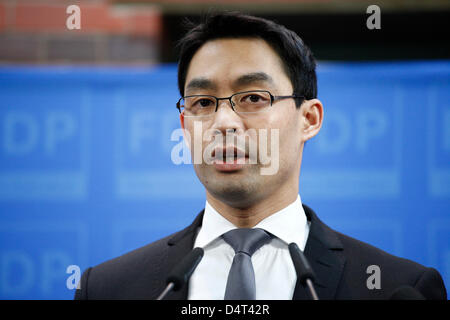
[389,286,425,300]
[166,247,204,291]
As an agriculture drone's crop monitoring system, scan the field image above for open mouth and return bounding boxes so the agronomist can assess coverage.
[212,146,247,162]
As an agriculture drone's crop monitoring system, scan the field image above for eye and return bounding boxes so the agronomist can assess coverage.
[242,93,268,104]
[248,95,261,103]
[195,98,215,108]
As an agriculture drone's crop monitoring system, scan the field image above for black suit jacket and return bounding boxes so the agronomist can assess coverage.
[74,205,447,300]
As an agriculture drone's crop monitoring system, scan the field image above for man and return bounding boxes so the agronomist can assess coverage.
[75,12,446,300]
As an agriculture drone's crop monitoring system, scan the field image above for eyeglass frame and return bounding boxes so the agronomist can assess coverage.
[176,90,305,115]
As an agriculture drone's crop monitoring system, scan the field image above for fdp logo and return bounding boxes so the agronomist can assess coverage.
[427,84,450,197]
[0,83,90,200]
[0,221,88,299]
[302,80,403,199]
[114,86,203,200]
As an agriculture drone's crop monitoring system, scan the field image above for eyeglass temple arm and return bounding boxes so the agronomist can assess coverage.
[273,95,305,102]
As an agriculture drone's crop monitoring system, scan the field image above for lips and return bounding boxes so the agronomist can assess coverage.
[211,145,248,171]
[212,146,247,162]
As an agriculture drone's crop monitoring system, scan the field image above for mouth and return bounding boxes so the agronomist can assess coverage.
[212,146,247,161]
[211,146,248,171]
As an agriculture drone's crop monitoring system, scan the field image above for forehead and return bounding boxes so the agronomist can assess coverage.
[185,38,291,93]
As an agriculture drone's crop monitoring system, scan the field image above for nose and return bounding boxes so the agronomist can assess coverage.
[210,99,243,136]
[215,97,235,112]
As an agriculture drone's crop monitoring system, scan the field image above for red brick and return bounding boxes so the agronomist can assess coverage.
[0,4,5,31]
[15,3,67,32]
[126,11,161,37]
[79,3,125,34]
[7,1,161,37]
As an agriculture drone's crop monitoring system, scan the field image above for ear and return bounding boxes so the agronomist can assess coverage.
[301,98,324,142]
[180,111,191,150]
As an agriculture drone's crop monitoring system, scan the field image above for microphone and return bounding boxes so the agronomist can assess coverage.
[156,247,204,300]
[288,242,319,300]
[389,286,425,300]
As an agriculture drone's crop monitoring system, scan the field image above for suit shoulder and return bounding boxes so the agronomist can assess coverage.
[335,230,426,273]
[78,230,182,299]
[334,230,446,299]
[93,233,173,272]
[75,211,203,299]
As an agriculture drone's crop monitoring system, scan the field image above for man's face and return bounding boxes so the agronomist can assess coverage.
[181,38,316,208]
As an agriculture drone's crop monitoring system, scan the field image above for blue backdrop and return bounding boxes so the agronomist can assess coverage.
[0,61,449,299]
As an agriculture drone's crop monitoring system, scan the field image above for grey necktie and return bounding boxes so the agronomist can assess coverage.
[222,228,271,300]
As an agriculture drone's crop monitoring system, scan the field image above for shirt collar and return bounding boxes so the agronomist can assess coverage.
[194,201,237,249]
[194,195,308,250]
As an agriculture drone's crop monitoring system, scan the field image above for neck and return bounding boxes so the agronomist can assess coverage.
[206,183,299,228]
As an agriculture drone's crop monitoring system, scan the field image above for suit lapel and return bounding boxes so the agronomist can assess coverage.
[293,204,346,300]
[163,210,204,300]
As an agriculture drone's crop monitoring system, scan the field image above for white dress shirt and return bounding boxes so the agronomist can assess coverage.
[188,194,310,300]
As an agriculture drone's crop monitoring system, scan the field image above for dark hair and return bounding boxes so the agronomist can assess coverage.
[176,12,317,106]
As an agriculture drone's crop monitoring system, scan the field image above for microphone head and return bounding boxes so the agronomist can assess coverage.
[389,286,426,300]
[288,242,316,284]
[166,247,204,291]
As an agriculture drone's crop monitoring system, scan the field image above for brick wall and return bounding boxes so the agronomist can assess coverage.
[0,0,162,64]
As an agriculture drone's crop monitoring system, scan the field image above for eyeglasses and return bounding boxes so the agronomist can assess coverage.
[176,90,304,117]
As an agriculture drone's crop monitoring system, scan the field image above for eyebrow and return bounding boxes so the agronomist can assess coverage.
[233,72,275,88]
[185,72,275,95]
[185,77,217,93]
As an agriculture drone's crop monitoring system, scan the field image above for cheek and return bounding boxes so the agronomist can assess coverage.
[184,120,206,146]
[275,111,302,157]
[249,109,301,155]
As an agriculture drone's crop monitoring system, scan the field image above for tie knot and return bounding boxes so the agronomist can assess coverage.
[222,228,271,256]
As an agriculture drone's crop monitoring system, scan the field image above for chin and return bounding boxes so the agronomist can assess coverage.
[195,163,268,204]
[205,178,264,208]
